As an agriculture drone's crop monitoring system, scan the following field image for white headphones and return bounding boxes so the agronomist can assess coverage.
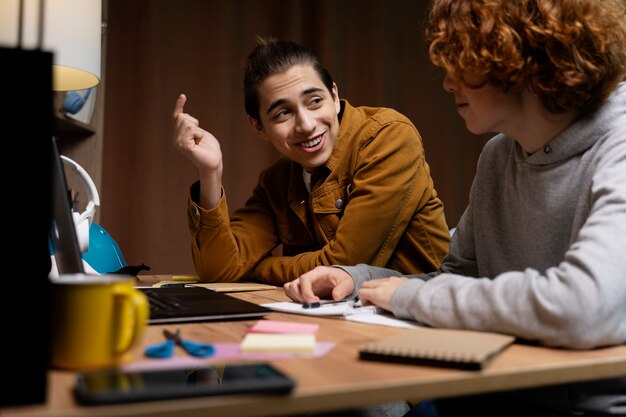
[60,155,100,253]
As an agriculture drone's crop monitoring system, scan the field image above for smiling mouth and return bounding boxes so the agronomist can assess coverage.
[299,134,323,149]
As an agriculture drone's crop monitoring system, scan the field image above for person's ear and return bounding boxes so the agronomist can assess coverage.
[332,83,340,115]
[247,115,269,141]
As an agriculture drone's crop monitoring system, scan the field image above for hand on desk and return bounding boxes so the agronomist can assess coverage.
[359,277,408,312]
[284,265,409,312]
[284,266,355,304]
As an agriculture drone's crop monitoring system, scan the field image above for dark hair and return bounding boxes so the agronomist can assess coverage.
[243,37,335,123]
[425,0,626,113]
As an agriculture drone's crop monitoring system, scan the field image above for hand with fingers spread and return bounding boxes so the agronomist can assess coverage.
[172,93,223,208]
[283,266,355,304]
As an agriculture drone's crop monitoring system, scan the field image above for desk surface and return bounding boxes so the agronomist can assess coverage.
[4,275,626,417]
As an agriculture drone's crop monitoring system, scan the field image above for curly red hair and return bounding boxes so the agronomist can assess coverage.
[425,0,626,113]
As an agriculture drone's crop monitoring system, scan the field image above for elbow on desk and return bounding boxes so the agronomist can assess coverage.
[550,329,625,350]
[542,306,626,350]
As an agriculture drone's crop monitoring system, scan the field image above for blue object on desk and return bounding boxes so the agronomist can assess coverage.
[81,223,127,274]
[145,329,215,359]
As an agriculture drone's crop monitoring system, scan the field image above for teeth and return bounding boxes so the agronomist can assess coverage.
[301,137,321,148]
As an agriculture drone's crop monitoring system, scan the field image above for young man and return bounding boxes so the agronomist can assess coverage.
[173,38,450,285]
[284,1,626,416]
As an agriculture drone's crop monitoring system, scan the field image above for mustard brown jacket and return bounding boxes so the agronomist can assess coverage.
[186,100,450,284]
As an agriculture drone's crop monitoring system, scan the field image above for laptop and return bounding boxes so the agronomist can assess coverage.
[139,286,270,324]
[49,136,270,324]
[49,136,86,275]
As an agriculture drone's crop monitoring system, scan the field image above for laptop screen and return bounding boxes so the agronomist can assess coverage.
[49,136,85,275]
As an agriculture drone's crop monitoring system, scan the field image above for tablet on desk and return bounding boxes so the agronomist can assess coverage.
[75,363,296,405]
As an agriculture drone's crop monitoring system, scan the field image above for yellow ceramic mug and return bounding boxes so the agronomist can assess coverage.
[50,273,149,370]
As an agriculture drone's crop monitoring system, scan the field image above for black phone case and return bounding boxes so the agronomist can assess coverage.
[74,363,296,405]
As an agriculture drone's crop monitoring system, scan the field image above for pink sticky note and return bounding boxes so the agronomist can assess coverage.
[248,320,319,334]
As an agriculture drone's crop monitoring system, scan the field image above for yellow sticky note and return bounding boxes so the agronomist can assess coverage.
[172,275,199,281]
[152,280,197,287]
[240,333,316,353]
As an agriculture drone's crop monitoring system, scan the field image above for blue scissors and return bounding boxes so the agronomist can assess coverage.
[144,328,215,359]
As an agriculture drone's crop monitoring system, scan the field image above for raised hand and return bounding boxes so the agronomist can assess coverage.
[172,94,224,208]
[172,94,223,175]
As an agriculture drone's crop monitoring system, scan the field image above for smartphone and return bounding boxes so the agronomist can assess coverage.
[75,363,296,405]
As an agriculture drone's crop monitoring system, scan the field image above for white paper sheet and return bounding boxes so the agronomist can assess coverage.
[261,301,421,329]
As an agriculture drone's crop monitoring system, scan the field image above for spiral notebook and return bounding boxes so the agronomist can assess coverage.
[359,327,515,370]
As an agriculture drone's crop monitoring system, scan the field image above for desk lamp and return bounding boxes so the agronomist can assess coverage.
[0,0,102,120]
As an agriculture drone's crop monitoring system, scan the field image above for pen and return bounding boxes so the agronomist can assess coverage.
[302,299,351,309]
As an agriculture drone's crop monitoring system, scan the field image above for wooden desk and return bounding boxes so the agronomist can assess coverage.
[4,276,626,417]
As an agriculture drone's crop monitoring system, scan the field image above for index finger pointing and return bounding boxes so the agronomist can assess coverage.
[173,93,187,117]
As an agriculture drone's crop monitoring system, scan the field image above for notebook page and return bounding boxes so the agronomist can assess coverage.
[261,301,420,329]
[261,301,357,316]
[344,312,420,329]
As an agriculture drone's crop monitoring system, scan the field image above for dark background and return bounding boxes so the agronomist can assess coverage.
[100,0,490,275]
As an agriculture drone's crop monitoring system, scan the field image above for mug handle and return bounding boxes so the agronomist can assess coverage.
[113,286,149,354]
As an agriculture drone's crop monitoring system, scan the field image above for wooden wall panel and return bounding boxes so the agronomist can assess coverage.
[102,0,489,274]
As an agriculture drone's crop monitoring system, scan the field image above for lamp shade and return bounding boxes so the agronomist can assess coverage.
[0,0,101,91]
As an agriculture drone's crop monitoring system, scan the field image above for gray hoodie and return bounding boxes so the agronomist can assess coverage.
[341,83,626,415]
